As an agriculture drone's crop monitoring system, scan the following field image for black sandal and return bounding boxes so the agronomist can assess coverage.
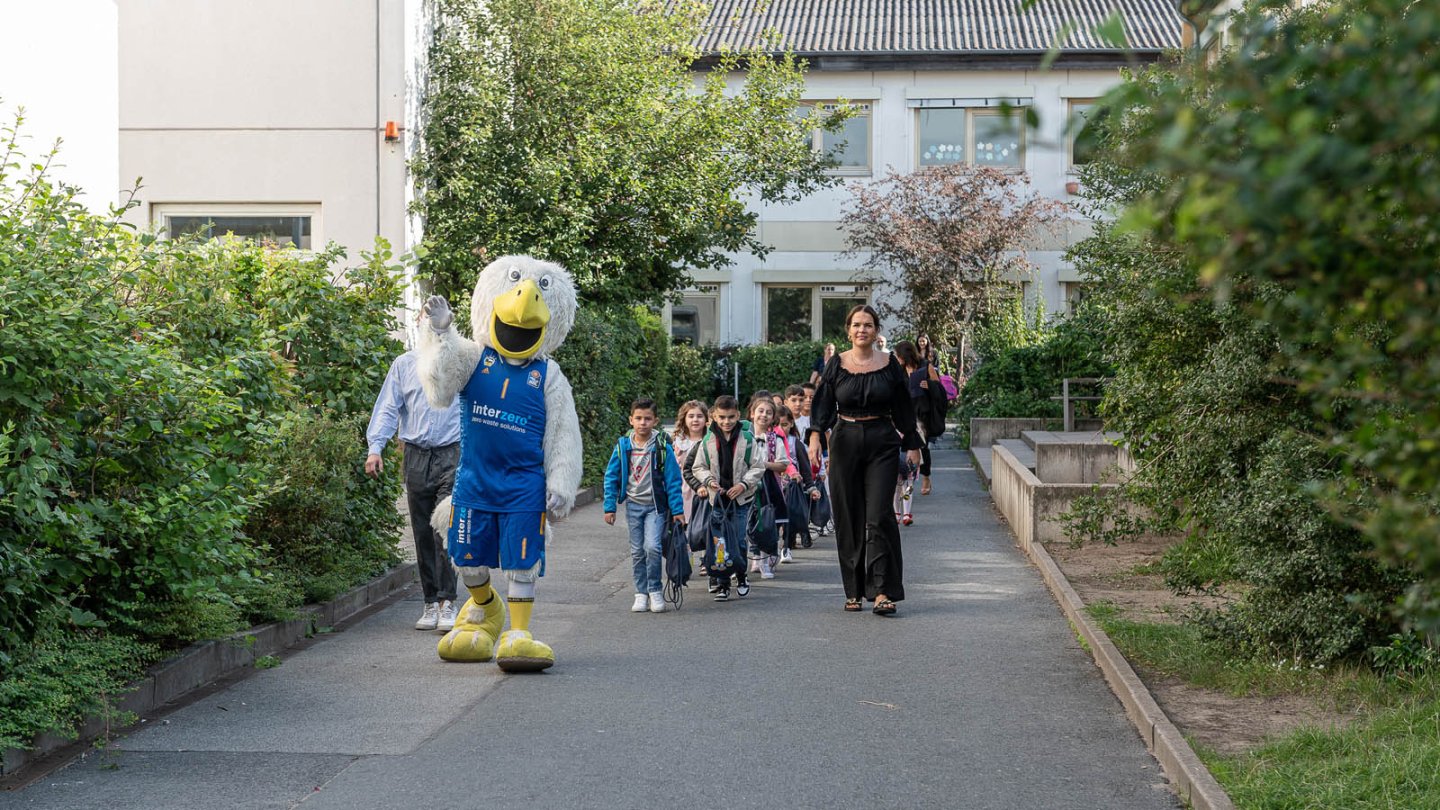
[873,598,897,616]
[844,598,863,612]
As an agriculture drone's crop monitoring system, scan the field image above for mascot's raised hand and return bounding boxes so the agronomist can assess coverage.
[415,256,583,672]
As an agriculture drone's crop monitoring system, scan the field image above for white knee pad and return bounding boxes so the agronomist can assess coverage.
[505,562,541,600]
[457,565,491,590]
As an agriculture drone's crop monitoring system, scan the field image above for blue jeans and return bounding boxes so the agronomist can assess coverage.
[626,501,664,594]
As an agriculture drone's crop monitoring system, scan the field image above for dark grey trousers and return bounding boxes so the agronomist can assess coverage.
[403,442,460,603]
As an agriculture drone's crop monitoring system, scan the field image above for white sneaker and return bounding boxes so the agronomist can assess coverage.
[631,593,649,613]
[780,548,793,564]
[436,600,457,632]
[415,602,440,630]
[759,558,775,579]
[648,591,666,613]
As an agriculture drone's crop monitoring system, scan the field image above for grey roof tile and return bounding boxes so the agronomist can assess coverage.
[693,0,1183,53]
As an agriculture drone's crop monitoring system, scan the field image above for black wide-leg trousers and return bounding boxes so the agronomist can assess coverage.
[828,419,905,602]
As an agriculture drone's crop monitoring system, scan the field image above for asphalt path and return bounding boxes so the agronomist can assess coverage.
[4,444,1178,810]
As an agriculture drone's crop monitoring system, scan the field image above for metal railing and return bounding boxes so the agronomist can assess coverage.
[1056,377,1104,432]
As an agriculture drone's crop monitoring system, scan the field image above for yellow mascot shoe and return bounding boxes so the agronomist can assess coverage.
[436,591,507,662]
[494,629,554,673]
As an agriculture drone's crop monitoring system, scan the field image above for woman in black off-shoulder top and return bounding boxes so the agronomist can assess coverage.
[806,305,922,615]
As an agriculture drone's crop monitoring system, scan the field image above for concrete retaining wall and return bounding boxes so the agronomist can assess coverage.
[990,444,1119,549]
[1034,440,1130,485]
[969,417,1105,450]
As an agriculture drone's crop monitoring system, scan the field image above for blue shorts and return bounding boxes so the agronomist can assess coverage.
[446,505,547,574]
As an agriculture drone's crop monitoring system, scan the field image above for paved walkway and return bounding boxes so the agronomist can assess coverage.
[5,445,1177,810]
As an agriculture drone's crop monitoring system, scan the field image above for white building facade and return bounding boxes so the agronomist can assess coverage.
[115,0,431,315]
[673,0,1183,346]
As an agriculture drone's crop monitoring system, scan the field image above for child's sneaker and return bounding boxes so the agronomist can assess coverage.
[714,587,729,601]
[648,591,666,613]
[902,513,914,526]
[707,577,719,594]
[759,557,775,579]
[631,593,649,613]
[736,582,751,597]
[780,548,793,564]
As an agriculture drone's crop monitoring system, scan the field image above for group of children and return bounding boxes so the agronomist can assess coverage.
[603,383,838,611]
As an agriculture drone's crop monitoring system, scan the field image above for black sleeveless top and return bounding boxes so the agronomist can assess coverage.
[809,354,922,451]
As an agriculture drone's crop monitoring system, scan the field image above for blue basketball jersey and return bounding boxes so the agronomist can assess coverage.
[452,347,548,512]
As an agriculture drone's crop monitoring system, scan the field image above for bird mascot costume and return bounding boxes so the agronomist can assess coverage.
[416,255,583,673]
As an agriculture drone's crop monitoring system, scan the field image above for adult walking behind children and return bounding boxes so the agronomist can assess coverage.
[366,349,462,633]
[603,398,686,614]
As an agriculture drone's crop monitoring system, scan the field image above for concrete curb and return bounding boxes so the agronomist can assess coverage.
[1,562,418,781]
[1005,519,1236,810]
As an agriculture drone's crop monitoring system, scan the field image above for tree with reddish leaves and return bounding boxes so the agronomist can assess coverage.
[841,165,1066,354]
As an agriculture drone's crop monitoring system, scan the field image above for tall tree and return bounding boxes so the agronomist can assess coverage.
[416,0,844,307]
[840,165,1066,350]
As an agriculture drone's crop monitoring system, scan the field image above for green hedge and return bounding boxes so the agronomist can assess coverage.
[1,128,406,747]
[954,307,1110,445]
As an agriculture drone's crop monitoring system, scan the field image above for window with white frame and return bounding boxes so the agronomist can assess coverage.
[797,101,872,174]
[913,99,1028,169]
[763,283,871,342]
[155,203,320,249]
[1068,99,1100,169]
[670,285,721,346]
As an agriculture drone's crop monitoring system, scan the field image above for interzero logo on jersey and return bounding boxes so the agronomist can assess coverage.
[471,402,530,432]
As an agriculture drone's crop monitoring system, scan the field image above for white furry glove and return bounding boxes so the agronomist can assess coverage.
[423,295,453,333]
[546,490,572,519]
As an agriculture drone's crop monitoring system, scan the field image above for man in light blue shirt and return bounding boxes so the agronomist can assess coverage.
[366,350,463,632]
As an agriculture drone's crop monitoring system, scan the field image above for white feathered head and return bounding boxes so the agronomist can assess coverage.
[469,255,578,361]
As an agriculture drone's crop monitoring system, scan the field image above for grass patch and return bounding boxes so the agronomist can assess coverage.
[1084,600,1362,698]
[1088,600,1440,807]
[1204,681,1440,809]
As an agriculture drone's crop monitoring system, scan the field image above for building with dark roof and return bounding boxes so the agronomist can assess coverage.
[667,0,1184,346]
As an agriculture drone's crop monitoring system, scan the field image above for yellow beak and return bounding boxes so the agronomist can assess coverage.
[490,279,551,360]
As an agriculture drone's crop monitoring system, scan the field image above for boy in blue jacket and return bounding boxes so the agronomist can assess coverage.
[603,398,686,614]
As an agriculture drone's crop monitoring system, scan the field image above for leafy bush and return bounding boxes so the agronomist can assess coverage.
[1,116,407,746]
[954,307,1109,445]
[1061,40,1417,662]
[715,340,824,402]
[1111,0,1440,637]
[242,410,402,607]
[663,343,712,412]
[1,142,274,663]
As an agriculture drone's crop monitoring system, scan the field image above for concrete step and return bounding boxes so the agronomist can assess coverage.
[971,446,993,487]
[997,438,1036,470]
[1021,430,1123,450]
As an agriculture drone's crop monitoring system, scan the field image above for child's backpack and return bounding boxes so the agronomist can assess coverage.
[703,498,741,574]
